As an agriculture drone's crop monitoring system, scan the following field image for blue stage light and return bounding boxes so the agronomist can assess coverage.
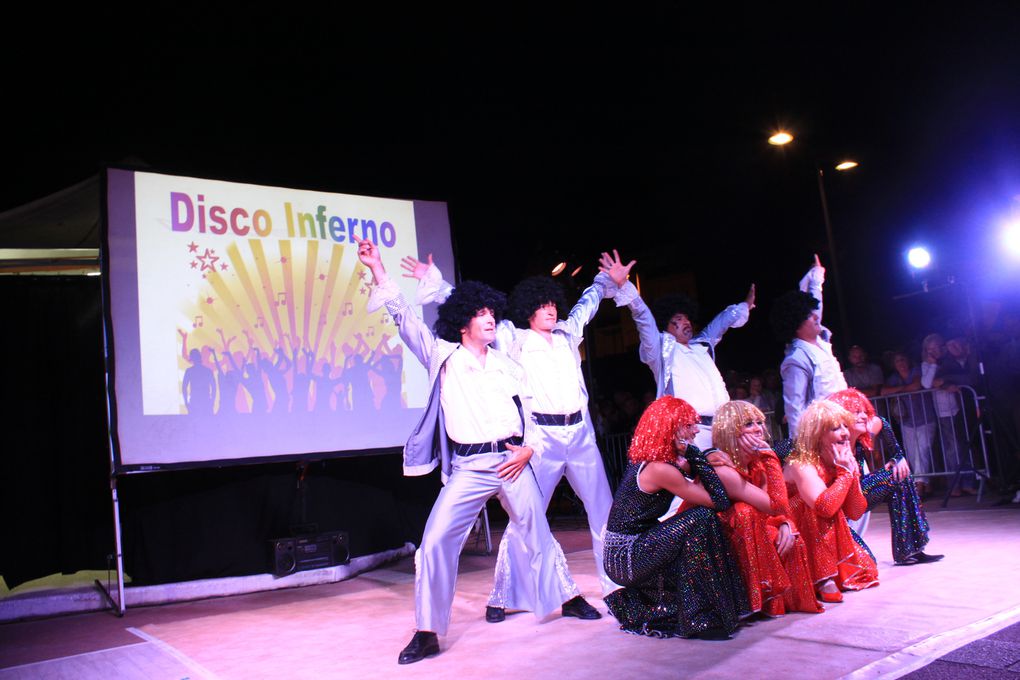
[1004,221,1020,258]
[907,246,932,270]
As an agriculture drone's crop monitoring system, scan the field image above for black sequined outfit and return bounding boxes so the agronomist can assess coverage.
[854,418,931,563]
[603,448,749,638]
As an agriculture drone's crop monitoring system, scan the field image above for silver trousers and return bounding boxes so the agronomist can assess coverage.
[416,449,568,635]
[489,419,618,604]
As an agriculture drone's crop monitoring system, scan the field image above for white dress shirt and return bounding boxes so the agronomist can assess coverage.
[669,342,731,417]
[440,345,523,444]
[518,330,583,415]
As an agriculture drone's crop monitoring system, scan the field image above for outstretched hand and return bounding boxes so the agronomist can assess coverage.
[745,283,756,310]
[599,249,636,287]
[400,253,433,280]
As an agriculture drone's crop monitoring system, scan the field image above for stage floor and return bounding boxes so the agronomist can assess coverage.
[2,500,1019,679]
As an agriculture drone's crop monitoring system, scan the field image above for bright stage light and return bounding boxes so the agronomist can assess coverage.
[907,246,932,270]
[1004,221,1020,258]
[768,131,794,146]
[551,261,567,276]
[835,161,859,171]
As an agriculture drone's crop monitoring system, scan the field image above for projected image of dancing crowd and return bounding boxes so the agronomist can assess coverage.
[178,325,404,418]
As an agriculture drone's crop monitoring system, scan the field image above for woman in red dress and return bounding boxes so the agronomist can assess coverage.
[783,400,879,602]
[710,401,822,616]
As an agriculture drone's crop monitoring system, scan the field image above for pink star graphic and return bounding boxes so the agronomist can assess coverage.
[206,297,215,305]
[360,287,367,295]
[220,262,229,271]
[190,261,198,269]
[318,273,326,280]
[196,249,219,273]
[357,270,367,280]
[188,242,199,253]
[280,256,288,264]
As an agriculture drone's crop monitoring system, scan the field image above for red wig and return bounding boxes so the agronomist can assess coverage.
[628,396,700,463]
[828,387,877,449]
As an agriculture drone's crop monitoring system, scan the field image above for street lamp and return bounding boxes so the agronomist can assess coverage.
[768,130,858,343]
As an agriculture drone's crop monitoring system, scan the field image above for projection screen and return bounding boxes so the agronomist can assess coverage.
[104,168,455,472]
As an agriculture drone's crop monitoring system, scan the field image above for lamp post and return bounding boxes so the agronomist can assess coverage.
[769,130,857,344]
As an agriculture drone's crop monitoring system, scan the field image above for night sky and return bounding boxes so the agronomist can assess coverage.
[5,5,1020,376]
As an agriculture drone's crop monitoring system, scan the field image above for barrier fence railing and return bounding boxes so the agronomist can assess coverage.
[868,385,990,504]
[598,386,992,507]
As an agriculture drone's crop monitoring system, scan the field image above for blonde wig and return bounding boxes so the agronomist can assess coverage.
[712,400,769,472]
[787,400,854,467]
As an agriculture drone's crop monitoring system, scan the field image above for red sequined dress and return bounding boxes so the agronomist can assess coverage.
[787,461,879,592]
[718,451,822,616]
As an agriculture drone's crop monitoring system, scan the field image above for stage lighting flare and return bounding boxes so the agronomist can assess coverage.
[907,246,932,270]
[768,131,793,146]
[551,261,567,276]
[1004,221,1020,257]
[835,161,859,171]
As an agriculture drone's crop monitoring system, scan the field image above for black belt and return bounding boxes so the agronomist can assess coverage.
[451,436,523,457]
[532,411,583,427]
[699,415,713,426]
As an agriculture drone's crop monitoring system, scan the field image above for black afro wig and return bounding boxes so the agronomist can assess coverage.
[507,276,568,328]
[769,290,819,343]
[433,280,507,343]
[651,294,699,332]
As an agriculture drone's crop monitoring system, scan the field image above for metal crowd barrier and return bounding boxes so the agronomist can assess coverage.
[599,431,633,493]
[868,385,991,505]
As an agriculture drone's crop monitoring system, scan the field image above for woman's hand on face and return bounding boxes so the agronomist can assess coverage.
[832,443,856,472]
[737,432,767,457]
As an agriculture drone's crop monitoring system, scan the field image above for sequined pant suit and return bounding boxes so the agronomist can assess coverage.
[854,419,931,563]
[603,449,749,638]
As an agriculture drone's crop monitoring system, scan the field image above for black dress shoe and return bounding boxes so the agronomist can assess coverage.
[561,596,602,620]
[397,631,440,665]
[486,606,506,623]
[913,552,945,564]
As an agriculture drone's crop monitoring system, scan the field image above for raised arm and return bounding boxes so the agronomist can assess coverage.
[548,248,635,338]
[357,237,437,368]
[798,254,830,338]
[616,275,664,378]
[401,253,454,307]
[695,284,754,350]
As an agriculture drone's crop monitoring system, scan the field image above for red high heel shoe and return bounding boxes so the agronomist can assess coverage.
[816,581,843,603]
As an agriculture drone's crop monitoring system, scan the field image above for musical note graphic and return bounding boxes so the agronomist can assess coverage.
[342,301,353,317]
[193,315,204,328]
[367,326,376,338]
[256,317,265,328]
[382,313,391,325]
[277,292,287,306]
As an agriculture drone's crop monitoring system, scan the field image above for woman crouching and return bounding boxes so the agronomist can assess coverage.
[710,401,822,616]
[783,400,879,602]
[603,396,749,640]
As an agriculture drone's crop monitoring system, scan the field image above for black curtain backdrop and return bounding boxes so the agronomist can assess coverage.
[0,276,435,589]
